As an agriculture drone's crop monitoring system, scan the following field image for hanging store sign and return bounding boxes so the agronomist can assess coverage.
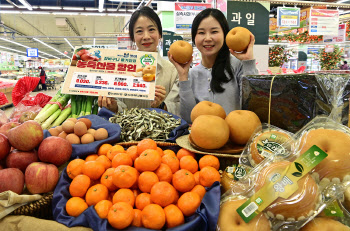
[26,48,38,58]
[309,9,339,35]
[227,1,269,45]
[62,47,158,100]
[277,7,300,28]
[174,2,212,32]
[323,24,346,44]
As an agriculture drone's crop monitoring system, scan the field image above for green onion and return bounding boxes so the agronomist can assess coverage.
[51,106,72,127]
[35,94,70,124]
[85,96,94,115]
[74,95,82,118]
[70,95,76,117]
[41,109,61,130]
[78,96,87,117]
[35,88,62,120]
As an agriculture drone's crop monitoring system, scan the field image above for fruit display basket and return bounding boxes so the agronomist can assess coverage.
[52,141,221,231]
[9,192,53,220]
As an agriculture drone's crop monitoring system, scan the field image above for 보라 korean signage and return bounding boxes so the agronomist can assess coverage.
[174,2,212,32]
[62,47,158,101]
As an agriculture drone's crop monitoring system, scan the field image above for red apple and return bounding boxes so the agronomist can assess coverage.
[38,136,72,166]
[25,162,59,194]
[0,133,11,160]
[0,122,20,137]
[6,149,38,172]
[7,121,43,151]
[0,168,24,194]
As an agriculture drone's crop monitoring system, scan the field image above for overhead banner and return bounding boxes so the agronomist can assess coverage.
[62,47,158,100]
[309,9,339,35]
[323,24,346,43]
[227,1,269,45]
[162,30,183,57]
[277,7,300,27]
[174,2,212,32]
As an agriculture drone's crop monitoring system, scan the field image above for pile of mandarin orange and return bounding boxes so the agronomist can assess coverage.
[65,138,221,230]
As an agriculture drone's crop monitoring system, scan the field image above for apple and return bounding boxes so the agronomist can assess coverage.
[0,133,11,160]
[225,110,261,145]
[7,121,43,151]
[6,149,38,172]
[38,136,72,166]
[0,122,20,137]
[169,40,193,64]
[190,101,226,123]
[25,162,59,194]
[226,27,251,52]
[0,168,25,194]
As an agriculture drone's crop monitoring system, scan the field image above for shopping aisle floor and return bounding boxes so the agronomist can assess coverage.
[3,82,64,118]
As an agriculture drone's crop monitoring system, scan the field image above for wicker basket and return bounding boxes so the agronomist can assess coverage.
[9,192,53,220]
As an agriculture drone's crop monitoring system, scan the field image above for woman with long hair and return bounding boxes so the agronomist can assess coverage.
[169,8,258,123]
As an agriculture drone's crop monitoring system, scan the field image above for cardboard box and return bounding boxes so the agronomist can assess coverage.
[241,73,350,133]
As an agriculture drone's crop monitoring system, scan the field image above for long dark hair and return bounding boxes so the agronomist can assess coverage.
[192,8,233,93]
[129,6,162,42]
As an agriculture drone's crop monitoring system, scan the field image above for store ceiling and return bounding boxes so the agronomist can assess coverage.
[0,0,350,59]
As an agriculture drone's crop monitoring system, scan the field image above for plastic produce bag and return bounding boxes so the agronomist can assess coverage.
[218,116,350,231]
[241,73,350,133]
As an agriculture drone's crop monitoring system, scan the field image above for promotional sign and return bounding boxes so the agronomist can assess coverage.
[174,2,212,32]
[227,1,269,45]
[27,48,39,58]
[307,47,320,54]
[62,47,158,100]
[277,7,300,27]
[325,45,334,53]
[117,37,132,50]
[323,24,346,43]
[309,9,339,35]
[162,30,183,57]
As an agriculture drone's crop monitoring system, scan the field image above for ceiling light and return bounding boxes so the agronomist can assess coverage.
[99,0,104,12]
[18,0,32,11]
[107,8,119,12]
[0,10,21,14]
[17,5,38,9]
[23,11,51,15]
[63,7,84,10]
[64,38,75,50]
[0,45,26,54]
[85,7,99,11]
[52,12,79,15]
[81,13,107,16]
[39,6,62,10]
[93,38,96,46]
[109,0,142,2]
[0,5,14,8]
[0,37,30,48]
[107,13,131,16]
[33,38,70,58]
[338,0,349,3]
